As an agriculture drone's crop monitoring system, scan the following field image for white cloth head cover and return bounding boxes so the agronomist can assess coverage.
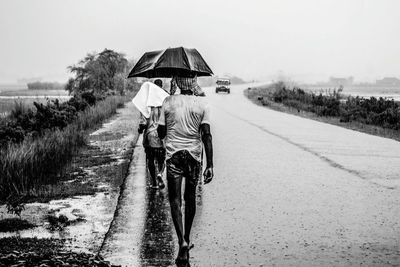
[132,81,169,118]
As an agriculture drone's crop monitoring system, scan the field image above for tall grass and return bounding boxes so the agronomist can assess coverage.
[74,96,125,130]
[0,95,127,202]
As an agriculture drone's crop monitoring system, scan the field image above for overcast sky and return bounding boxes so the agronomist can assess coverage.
[0,0,399,83]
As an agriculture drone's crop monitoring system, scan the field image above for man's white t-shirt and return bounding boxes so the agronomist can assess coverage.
[158,94,210,162]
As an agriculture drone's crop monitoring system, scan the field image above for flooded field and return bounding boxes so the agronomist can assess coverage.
[303,85,400,101]
[0,89,70,117]
[0,84,27,91]
[0,89,69,97]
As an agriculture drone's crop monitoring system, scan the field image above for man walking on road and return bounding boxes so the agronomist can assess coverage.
[158,76,214,263]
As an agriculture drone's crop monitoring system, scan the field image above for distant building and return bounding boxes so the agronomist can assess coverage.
[329,76,353,86]
[376,77,400,86]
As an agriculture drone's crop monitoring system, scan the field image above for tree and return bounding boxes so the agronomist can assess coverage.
[65,49,128,95]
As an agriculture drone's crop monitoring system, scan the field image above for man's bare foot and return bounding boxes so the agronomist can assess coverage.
[150,184,159,189]
[175,242,189,263]
[184,237,194,250]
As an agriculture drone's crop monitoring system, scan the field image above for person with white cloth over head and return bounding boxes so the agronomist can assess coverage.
[132,79,169,189]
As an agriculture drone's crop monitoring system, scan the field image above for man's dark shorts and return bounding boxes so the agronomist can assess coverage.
[166,150,201,186]
[144,147,166,159]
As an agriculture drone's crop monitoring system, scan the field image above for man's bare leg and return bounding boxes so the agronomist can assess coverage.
[158,153,166,174]
[167,176,189,261]
[184,180,196,247]
[155,150,165,189]
[147,153,158,188]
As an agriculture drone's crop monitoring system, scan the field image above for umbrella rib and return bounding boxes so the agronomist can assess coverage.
[182,47,193,72]
[152,49,167,69]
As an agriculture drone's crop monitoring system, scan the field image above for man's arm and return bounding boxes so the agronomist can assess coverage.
[138,115,147,134]
[200,123,214,184]
[157,102,167,139]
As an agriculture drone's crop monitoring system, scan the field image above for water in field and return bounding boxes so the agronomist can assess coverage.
[0,84,27,92]
[304,85,400,101]
[0,95,70,99]
[0,93,70,117]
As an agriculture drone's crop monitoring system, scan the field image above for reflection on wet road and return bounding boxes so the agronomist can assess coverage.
[139,186,175,266]
[139,174,205,266]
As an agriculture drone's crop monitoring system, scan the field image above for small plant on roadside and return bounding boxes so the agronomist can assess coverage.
[5,195,27,216]
[45,214,70,231]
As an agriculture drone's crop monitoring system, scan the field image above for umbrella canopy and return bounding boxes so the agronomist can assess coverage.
[128,47,213,78]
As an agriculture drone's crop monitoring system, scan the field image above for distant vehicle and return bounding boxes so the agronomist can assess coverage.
[216,78,231,94]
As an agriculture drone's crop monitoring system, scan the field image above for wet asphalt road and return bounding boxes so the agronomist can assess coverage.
[104,84,400,266]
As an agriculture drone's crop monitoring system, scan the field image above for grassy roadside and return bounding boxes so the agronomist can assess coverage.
[245,85,400,142]
[0,95,130,205]
[0,97,138,267]
[26,99,140,204]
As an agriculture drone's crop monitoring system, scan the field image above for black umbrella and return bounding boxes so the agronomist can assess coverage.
[128,47,213,78]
